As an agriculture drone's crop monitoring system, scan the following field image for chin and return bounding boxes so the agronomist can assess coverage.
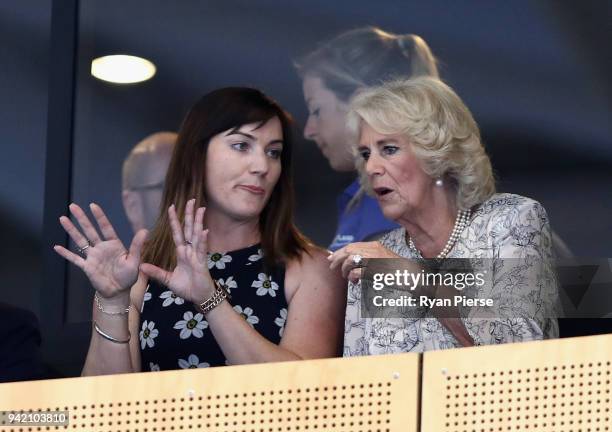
[379,204,402,222]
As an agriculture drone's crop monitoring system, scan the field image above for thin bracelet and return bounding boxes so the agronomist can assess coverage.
[94,292,131,316]
[93,321,131,344]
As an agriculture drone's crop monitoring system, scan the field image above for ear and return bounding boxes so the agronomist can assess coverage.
[122,189,144,233]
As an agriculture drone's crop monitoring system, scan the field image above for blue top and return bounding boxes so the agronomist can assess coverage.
[329,180,399,251]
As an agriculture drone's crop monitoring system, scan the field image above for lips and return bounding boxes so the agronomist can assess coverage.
[373,187,394,197]
[237,184,265,195]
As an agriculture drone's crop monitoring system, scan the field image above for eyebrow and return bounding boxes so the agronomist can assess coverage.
[358,138,398,148]
[226,129,284,146]
[226,130,255,140]
[375,139,398,146]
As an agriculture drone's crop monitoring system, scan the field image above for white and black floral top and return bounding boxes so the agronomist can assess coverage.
[140,243,288,371]
[344,193,560,356]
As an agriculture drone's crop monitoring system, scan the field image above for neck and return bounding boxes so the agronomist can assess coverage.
[204,209,260,253]
[399,186,457,258]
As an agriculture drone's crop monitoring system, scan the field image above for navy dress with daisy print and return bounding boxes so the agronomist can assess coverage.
[139,243,288,371]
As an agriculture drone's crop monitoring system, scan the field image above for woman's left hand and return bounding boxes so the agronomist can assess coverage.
[328,241,400,282]
[140,199,216,304]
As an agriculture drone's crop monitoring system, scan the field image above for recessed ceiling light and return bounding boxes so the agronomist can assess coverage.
[91,55,156,84]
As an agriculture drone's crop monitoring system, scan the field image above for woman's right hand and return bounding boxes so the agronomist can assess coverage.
[53,203,148,299]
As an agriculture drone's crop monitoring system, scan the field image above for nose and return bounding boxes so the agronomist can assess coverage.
[249,148,270,176]
[365,152,384,177]
[303,115,317,141]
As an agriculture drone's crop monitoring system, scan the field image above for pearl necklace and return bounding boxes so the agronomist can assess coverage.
[408,209,472,259]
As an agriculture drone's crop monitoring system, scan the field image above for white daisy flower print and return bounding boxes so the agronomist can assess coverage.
[274,308,288,337]
[141,288,152,313]
[217,276,238,293]
[173,311,208,339]
[233,305,259,327]
[139,320,159,349]
[247,248,263,264]
[208,252,232,269]
[149,362,160,372]
[252,273,278,297]
[160,290,185,307]
[178,354,210,369]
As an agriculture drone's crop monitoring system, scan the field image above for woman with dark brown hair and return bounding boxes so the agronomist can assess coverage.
[54,87,346,374]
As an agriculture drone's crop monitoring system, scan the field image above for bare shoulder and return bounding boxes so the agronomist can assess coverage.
[284,246,344,303]
[286,246,333,280]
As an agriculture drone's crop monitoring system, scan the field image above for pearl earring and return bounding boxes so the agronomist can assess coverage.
[435,178,444,187]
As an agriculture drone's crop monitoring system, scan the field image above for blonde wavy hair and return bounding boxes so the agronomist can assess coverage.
[347,77,495,210]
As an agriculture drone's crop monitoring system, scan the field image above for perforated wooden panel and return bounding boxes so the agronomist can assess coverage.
[0,353,419,432]
[421,334,612,432]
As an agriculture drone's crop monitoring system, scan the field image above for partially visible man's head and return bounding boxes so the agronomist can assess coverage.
[122,132,177,233]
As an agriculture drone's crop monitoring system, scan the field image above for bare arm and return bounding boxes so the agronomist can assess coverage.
[53,203,147,375]
[204,248,347,363]
[139,201,347,364]
[81,274,147,375]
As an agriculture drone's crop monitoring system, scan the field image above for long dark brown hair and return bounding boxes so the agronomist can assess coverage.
[142,87,312,270]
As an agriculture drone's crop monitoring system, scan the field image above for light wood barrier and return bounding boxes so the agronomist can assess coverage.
[1,334,611,431]
[0,353,420,432]
[421,333,612,432]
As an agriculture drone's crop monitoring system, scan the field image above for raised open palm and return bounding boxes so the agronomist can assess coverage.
[140,199,215,304]
[54,203,146,298]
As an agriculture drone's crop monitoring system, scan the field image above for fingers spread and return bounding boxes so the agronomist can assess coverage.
[59,215,90,250]
[128,229,148,262]
[168,204,185,246]
[140,263,172,287]
[53,245,85,268]
[183,199,195,242]
[69,203,102,245]
[196,229,209,263]
[90,203,119,240]
[191,207,205,246]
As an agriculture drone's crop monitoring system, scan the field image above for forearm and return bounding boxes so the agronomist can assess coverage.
[204,301,301,365]
[81,294,134,376]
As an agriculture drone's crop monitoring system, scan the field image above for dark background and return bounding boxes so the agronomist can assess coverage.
[1,0,610,377]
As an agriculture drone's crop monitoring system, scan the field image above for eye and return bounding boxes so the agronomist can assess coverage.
[266,148,282,159]
[359,149,370,161]
[309,108,320,118]
[231,142,249,151]
[382,145,399,156]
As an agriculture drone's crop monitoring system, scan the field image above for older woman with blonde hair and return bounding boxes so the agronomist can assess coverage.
[329,77,559,355]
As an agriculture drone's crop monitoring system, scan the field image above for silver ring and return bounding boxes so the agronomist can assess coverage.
[352,254,363,266]
[77,242,90,257]
[185,240,193,246]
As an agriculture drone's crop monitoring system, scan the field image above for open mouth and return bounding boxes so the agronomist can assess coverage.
[373,187,393,197]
